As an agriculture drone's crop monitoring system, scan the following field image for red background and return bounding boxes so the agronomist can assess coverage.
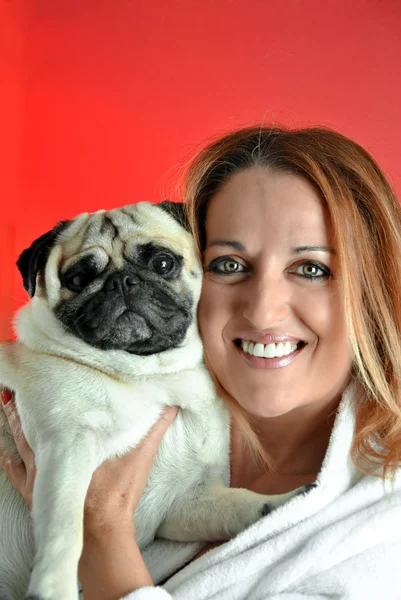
[1,0,401,335]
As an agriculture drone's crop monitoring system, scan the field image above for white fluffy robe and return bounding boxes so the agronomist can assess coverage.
[117,386,401,600]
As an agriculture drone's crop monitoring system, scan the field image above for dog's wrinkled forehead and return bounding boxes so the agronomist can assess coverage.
[58,203,196,272]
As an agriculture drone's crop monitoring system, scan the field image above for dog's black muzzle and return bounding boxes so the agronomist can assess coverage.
[57,271,193,355]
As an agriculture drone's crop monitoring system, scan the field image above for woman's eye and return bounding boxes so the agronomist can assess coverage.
[206,257,246,274]
[295,262,330,280]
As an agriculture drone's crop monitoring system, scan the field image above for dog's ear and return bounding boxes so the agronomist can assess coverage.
[16,220,71,297]
[159,201,191,233]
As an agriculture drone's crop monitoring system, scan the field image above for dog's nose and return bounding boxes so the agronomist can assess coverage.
[105,273,141,293]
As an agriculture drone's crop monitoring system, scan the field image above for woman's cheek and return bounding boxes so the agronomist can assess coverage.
[198,283,215,336]
[198,280,226,355]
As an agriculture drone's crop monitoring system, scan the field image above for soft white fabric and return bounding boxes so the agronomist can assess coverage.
[119,386,401,599]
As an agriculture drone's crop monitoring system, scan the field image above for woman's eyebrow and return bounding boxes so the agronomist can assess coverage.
[291,245,336,254]
[206,241,336,254]
[207,240,246,251]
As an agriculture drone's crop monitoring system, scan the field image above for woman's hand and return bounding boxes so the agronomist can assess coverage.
[1,389,178,526]
[0,389,179,599]
[79,403,179,599]
[82,404,179,542]
[0,389,36,506]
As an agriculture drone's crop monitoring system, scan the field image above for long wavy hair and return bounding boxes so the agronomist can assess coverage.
[182,125,401,478]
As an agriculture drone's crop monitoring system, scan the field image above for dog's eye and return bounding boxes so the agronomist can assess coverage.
[150,254,176,276]
[64,273,91,292]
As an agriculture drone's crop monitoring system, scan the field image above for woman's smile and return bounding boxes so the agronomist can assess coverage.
[234,336,306,370]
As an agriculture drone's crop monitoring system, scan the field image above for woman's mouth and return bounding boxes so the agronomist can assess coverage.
[234,338,306,369]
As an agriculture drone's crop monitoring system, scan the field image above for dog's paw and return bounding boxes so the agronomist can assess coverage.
[298,482,317,495]
[259,483,318,518]
[260,503,273,517]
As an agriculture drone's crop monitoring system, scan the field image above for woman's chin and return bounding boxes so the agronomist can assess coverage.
[235,394,299,419]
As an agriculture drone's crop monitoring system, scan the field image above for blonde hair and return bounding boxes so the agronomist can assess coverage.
[183,125,401,478]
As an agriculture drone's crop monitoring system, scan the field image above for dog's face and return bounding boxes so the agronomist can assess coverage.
[17,202,202,355]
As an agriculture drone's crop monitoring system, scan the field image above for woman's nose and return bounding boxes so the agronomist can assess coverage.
[241,275,291,331]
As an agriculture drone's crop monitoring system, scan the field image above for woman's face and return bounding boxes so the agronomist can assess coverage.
[198,167,353,418]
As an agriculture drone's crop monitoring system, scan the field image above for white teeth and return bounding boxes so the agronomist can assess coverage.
[264,343,276,358]
[253,343,264,357]
[241,339,299,359]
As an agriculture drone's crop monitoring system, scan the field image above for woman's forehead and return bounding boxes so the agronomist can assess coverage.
[205,167,333,247]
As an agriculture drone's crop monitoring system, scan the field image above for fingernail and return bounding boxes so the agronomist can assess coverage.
[163,406,179,419]
[1,390,13,406]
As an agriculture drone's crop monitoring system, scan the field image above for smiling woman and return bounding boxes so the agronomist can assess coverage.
[186,126,401,483]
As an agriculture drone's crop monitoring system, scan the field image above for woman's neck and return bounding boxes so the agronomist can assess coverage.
[230,394,341,494]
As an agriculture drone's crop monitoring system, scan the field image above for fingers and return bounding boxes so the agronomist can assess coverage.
[1,391,35,469]
[107,407,178,486]
[0,451,29,498]
[83,406,180,530]
[0,391,178,517]
[0,389,35,506]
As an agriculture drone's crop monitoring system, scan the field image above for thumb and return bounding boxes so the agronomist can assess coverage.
[159,405,179,427]
[136,406,179,459]
[148,406,179,442]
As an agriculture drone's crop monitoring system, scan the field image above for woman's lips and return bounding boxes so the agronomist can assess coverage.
[234,332,303,345]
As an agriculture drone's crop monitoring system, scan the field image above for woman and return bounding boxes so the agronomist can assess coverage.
[2,125,401,599]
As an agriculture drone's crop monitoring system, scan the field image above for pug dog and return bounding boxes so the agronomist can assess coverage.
[0,202,306,600]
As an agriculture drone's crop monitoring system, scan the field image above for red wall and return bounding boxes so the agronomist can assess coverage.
[1,0,401,333]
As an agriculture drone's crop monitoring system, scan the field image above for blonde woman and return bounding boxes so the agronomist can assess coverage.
[2,126,401,599]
